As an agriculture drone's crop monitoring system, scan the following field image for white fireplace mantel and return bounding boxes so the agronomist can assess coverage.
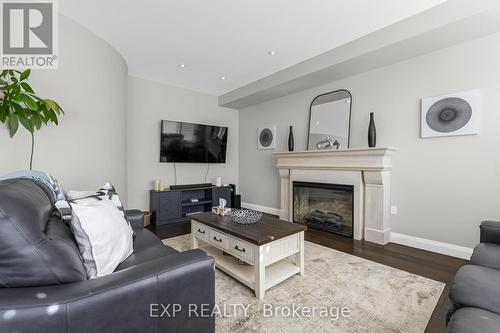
[274,147,397,245]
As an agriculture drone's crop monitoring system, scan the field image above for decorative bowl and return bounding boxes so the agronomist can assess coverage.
[230,209,262,224]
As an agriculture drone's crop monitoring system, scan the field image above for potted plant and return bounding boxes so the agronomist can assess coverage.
[0,69,64,170]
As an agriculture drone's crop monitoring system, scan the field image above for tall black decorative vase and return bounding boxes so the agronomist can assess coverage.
[368,112,376,147]
[288,125,294,151]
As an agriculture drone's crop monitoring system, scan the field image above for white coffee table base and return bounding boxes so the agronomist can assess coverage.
[191,221,304,300]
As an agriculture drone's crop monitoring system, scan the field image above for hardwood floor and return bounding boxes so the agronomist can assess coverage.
[148,220,467,333]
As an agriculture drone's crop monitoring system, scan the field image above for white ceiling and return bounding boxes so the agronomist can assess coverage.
[60,0,446,96]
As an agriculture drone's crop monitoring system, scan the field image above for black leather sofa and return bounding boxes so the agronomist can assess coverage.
[0,178,215,333]
[447,221,500,332]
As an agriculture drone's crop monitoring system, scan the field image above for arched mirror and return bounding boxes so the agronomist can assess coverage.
[307,90,352,150]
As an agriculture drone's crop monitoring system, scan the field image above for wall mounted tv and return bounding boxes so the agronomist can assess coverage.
[160,120,228,163]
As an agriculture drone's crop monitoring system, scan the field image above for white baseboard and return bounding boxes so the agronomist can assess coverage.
[239,203,473,260]
[241,202,281,216]
[390,232,473,260]
[365,227,391,245]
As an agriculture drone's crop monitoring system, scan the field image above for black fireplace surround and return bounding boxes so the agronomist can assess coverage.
[293,181,354,238]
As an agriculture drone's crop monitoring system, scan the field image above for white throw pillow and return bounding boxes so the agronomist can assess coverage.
[70,199,134,278]
[68,182,131,227]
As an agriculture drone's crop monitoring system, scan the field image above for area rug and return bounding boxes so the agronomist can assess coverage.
[163,235,444,333]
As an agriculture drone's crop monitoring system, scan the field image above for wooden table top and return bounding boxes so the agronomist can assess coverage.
[191,212,307,246]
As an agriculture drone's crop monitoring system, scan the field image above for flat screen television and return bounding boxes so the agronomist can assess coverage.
[160,120,228,163]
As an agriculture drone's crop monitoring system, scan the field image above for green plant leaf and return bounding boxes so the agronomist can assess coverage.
[8,114,19,137]
[48,109,58,125]
[21,94,38,110]
[18,115,34,133]
[44,99,57,110]
[10,76,18,83]
[0,104,6,123]
[11,84,20,95]
[11,94,23,104]
[0,79,7,85]
[32,114,42,130]
[12,103,27,118]
[55,102,64,114]
[20,82,34,93]
[0,70,8,78]
[20,69,31,81]
[40,106,50,123]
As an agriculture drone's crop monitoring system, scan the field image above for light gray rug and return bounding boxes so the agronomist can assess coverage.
[163,235,444,333]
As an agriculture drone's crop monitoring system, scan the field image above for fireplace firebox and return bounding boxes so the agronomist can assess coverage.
[293,181,354,238]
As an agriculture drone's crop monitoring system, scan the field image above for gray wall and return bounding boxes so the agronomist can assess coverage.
[0,15,128,199]
[127,76,239,210]
[239,32,500,248]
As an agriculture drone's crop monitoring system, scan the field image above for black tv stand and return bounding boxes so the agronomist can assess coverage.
[150,185,233,225]
[169,183,213,190]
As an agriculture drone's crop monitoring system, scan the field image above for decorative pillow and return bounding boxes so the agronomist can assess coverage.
[67,182,130,226]
[68,183,134,278]
[98,182,131,226]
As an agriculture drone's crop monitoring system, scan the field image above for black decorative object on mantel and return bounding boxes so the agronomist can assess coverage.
[368,112,376,147]
[288,125,295,151]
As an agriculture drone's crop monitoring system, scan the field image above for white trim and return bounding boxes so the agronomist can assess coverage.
[241,202,281,216]
[239,205,473,260]
[365,227,391,245]
[390,232,473,260]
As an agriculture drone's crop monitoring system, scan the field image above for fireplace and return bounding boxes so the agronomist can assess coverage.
[275,148,396,244]
[293,181,354,238]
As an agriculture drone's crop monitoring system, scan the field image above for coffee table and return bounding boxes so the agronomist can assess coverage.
[191,212,306,299]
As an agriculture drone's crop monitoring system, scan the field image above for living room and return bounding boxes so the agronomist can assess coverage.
[1,1,499,332]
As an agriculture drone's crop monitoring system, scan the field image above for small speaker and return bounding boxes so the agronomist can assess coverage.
[257,126,276,150]
[233,194,241,209]
[229,184,236,207]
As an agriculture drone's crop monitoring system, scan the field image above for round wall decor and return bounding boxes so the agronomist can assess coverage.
[257,126,277,150]
[425,97,472,133]
[421,89,479,138]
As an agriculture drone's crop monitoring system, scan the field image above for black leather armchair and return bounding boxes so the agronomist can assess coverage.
[0,179,215,333]
[447,221,500,333]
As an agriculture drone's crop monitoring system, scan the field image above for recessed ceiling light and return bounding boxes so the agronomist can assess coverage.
[179,63,186,68]
[220,76,226,80]
[268,50,277,56]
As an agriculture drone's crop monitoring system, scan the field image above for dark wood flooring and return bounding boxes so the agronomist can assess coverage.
[147,220,467,333]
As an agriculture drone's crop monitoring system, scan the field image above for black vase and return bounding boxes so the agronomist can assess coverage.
[368,112,376,147]
[288,125,294,152]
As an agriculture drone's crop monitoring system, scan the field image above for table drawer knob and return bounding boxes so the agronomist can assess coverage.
[234,245,246,253]
[197,229,206,234]
[213,236,223,242]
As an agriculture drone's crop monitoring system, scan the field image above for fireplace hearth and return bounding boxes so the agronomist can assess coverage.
[293,181,353,238]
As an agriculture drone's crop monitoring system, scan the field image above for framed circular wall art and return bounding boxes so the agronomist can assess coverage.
[421,89,479,138]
